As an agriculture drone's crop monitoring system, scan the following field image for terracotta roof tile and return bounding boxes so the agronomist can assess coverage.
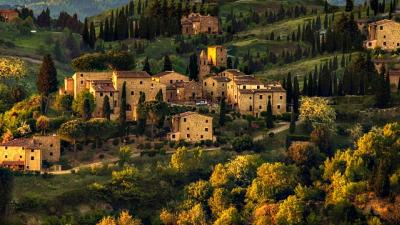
[113,71,150,78]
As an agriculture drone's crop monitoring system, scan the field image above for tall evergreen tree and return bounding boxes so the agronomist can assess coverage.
[82,18,90,45]
[102,95,111,120]
[293,76,300,113]
[219,96,226,126]
[120,81,127,136]
[143,57,151,75]
[163,55,173,71]
[89,21,96,48]
[289,111,296,134]
[156,89,163,102]
[303,76,308,95]
[189,53,199,81]
[137,92,146,134]
[83,98,92,121]
[266,99,274,128]
[346,0,354,11]
[286,72,293,111]
[0,168,13,223]
[37,54,58,98]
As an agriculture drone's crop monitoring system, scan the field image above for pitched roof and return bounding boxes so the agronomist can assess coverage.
[113,71,151,78]
[369,19,396,26]
[173,111,211,119]
[209,76,231,82]
[0,9,18,14]
[153,71,186,78]
[1,138,35,148]
[222,69,245,76]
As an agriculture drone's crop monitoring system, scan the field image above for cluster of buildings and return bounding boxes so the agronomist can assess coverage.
[0,9,18,22]
[0,135,60,172]
[59,45,287,143]
[181,13,220,35]
[362,19,400,90]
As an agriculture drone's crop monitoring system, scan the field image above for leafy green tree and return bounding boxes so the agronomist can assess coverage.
[185,180,212,204]
[208,188,232,217]
[232,135,253,152]
[102,95,112,120]
[275,195,305,225]
[118,146,133,168]
[58,119,86,152]
[213,207,243,225]
[55,94,73,114]
[0,168,13,223]
[72,91,95,118]
[246,162,299,203]
[36,115,50,135]
[299,97,336,132]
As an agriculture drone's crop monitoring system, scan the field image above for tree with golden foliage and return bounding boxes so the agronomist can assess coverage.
[0,57,27,80]
[96,210,141,225]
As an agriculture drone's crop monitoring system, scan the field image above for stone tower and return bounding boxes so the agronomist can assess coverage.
[199,50,210,81]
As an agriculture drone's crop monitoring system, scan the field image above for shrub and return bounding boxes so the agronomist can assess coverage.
[112,138,119,146]
[204,139,213,147]
[285,135,310,149]
[232,135,253,152]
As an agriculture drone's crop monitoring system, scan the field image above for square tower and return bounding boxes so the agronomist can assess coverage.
[207,46,227,68]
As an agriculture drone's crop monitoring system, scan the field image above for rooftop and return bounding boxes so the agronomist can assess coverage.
[1,138,35,148]
[113,71,151,78]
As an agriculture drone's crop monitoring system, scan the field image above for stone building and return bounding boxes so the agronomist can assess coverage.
[203,75,231,102]
[166,81,203,103]
[181,13,220,35]
[225,72,286,117]
[168,112,213,142]
[199,46,228,80]
[0,135,61,171]
[60,71,166,120]
[0,9,18,22]
[388,70,400,90]
[365,19,400,51]
[152,71,189,85]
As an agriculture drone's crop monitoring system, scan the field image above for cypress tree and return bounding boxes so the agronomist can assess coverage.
[99,21,104,40]
[303,75,308,95]
[289,111,296,134]
[333,72,338,96]
[156,89,163,102]
[189,53,199,81]
[82,18,89,46]
[102,95,111,120]
[163,55,173,71]
[219,96,226,126]
[120,81,127,136]
[89,21,96,48]
[0,168,13,223]
[137,92,146,134]
[83,98,92,121]
[143,57,151,75]
[293,76,300,113]
[345,0,354,11]
[308,72,313,96]
[266,99,274,128]
[37,54,58,104]
[286,72,293,111]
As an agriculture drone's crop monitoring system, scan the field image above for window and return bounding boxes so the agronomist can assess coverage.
[187,134,190,138]
[383,42,387,46]
[80,74,83,77]
[380,26,383,30]
[243,85,246,89]
[259,95,263,99]
[206,120,208,123]
[100,93,103,97]
[110,92,113,96]
[257,85,260,89]
[211,91,214,96]
[31,156,34,160]
[201,135,204,139]
[20,155,22,159]
[4,155,7,158]
[31,150,34,153]
[187,127,190,130]
[398,43,400,46]
[369,42,372,46]
[384,35,386,38]
[280,96,283,99]
[259,105,262,109]
[50,152,53,156]
[172,134,176,139]
[222,91,225,96]
[277,105,281,109]
[170,80,173,84]
[140,81,143,84]
[131,91,134,95]
[184,118,187,122]
[249,97,252,100]
[50,144,53,147]
[205,128,208,131]
[81,81,83,84]
[212,83,215,86]
[249,106,253,111]
[5,147,7,150]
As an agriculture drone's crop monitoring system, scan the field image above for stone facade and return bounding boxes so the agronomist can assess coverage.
[0,135,60,171]
[152,71,189,85]
[224,72,286,117]
[199,46,228,80]
[388,70,400,90]
[0,9,18,22]
[203,75,231,102]
[365,19,400,51]
[60,71,166,121]
[168,112,213,142]
[181,13,220,35]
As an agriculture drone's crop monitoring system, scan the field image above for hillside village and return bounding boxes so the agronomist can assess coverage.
[0,0,400,224]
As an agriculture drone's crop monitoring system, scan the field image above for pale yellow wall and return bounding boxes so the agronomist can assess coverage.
[169,113,213,142]
[0,146,41,171]
[237,91,286,117]
[366,20,400,50]
[72,72,112,97]
[203,77,228,101]
[153,72,189,85]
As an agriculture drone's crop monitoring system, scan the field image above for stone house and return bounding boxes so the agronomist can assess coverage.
[152,71,189,85]
[0,9,19,22]
[181,13,220,35]
[203,75,231,102]
[226,74,286,117]
[199,45,228,80]
[365,19,400,51]
[60,71,166,120]
[168,112,213,142]
[0,135,61,171]
[388,70,400,90]
[167,81,203,103]
[219,69,246,81]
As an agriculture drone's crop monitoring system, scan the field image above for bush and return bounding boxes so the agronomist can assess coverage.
[112,138,119,146]
[285,135,310,148]
[204,139,213,147]
[232,135,253,152]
